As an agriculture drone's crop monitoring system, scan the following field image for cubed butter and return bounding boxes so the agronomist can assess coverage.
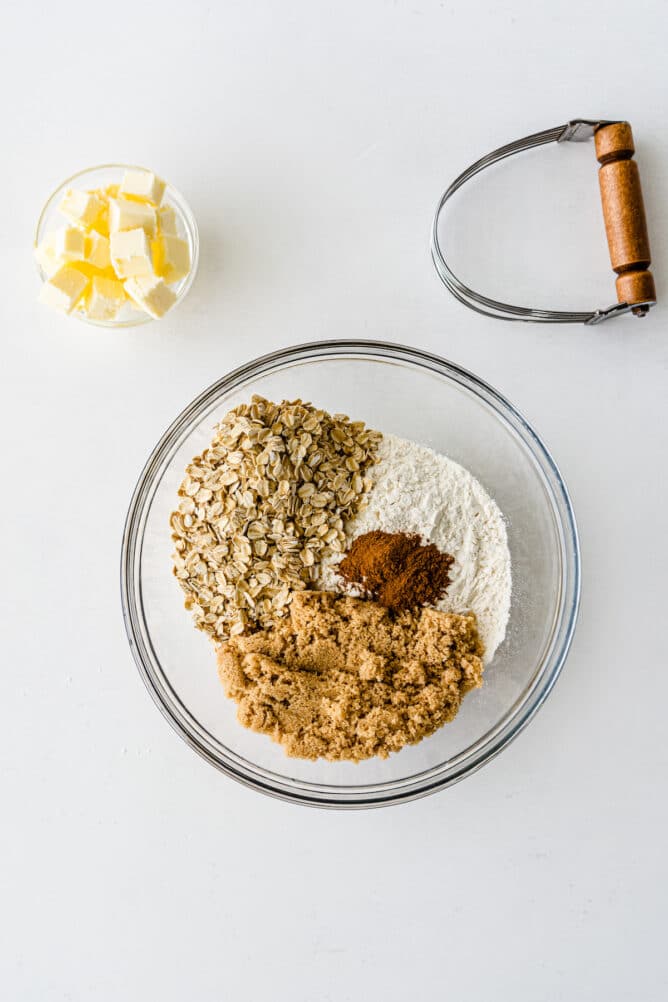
[120,169,166,206]
[55,226,86,262]
[84,276,127,321]
[110,228,153,278]
[38,266,89,314]
[157,205,178,235]
[34,232,62,278]
[124,275,177,318]
[58,189,104,230]
[108,197,156,237]
[37,172,185,320]
[85,231,111,270]
[152,234,190,283]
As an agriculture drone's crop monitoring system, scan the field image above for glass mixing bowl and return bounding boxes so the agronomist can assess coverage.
[121,341,580,808]
[35,164,199,327]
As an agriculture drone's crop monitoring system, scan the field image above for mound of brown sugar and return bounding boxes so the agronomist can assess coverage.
[217,591,484,762]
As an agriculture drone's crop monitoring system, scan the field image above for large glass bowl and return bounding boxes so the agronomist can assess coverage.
[121,341,580,808]
[35,164,199,327]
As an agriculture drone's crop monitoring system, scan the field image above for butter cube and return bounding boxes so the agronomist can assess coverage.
[55,226,86,262]
[157,205,178,235]
[38,266,89,314]
[120,169,166,206]
[124,275,177,318]
[152,234,190,283]
[85,231,111,270]
[34,232,62,278]
[58,189,104,230]
[110,228,153,278]
[109,197,157,237]
[89,189,110,236]
[84,276,127,320]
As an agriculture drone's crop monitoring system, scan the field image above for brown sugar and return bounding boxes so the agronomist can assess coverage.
[217,591,484,762]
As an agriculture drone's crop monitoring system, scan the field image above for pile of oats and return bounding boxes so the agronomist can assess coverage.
[170,395,381,641]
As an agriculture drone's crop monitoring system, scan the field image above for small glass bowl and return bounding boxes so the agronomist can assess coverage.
[34,164,199,327]
[121,341,581,809]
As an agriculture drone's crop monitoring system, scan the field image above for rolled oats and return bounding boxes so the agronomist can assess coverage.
[171,395,380,641]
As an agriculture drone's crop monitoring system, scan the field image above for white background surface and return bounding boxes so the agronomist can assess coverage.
[2,1,667,999]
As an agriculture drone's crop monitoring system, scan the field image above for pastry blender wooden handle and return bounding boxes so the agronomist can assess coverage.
[595,122,655,317]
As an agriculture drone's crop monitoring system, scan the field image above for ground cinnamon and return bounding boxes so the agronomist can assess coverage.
[337,530,454,611]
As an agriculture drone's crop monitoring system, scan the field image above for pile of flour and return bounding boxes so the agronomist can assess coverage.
[316,433,512,662]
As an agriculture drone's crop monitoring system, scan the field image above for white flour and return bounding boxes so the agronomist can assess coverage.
[317,433,512,662]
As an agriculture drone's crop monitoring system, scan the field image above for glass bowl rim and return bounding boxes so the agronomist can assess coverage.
[120,339,581,809]
[34,162,200,329]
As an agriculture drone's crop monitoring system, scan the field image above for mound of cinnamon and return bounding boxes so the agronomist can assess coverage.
[337,530,454,611]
